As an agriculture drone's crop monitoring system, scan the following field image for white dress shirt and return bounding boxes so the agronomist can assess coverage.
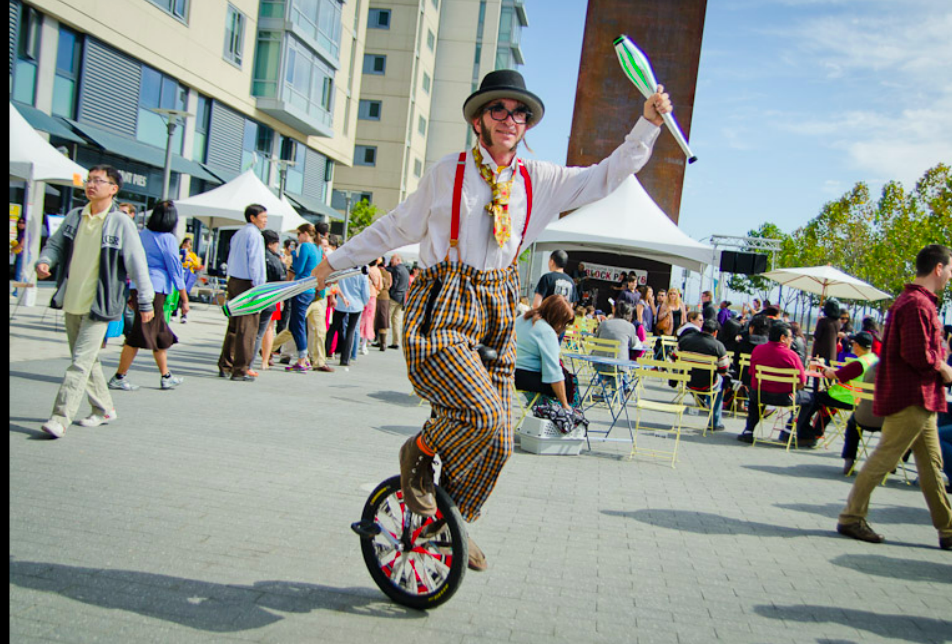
[329,117,661,272]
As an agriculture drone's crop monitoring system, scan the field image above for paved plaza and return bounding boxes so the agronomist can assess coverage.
[9,291,952,644]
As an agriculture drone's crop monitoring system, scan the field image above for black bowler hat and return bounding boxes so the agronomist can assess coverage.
[462,69,545,128]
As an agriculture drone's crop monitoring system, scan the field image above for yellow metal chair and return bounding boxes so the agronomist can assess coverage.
[728,353,752,418]
[513,386,543,433]
[629,364,691,468]
[843,381,910,485]
[750,365,803,451]
[672,351,720,435]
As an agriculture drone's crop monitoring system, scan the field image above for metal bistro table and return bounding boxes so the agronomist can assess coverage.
[563,351,647,450]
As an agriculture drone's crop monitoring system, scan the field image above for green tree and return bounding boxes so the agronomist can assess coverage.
[345,199,383,238]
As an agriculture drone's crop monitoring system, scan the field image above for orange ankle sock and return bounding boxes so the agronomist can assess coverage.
[416,435,436,457]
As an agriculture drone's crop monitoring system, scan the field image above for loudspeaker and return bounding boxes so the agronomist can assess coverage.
[719,251,767,275]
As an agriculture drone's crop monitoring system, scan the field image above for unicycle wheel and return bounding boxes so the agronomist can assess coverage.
[353,475,467,609]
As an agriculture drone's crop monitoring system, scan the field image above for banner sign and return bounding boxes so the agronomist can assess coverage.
[583,262,647,286]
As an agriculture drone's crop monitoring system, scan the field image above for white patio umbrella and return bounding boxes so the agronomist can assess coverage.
[760,265,891,305]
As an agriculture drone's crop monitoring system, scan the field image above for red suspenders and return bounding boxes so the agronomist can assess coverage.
[449,151,533,264]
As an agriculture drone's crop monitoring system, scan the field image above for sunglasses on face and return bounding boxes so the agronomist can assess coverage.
[484,104,531,125]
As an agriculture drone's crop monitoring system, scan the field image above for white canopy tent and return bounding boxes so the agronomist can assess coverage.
[533,175,716,273]
[173,168,310,232]
[10,102,89,304]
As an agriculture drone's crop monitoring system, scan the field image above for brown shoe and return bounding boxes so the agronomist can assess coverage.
[399,434,437,517]
[837,520,884,544]
[467,536,487,572]
[313,365,335,372]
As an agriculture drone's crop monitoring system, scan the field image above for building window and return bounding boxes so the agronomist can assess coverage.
[422,71,431,95]
[12,5,41,105]
[280,136,306,195]
[368,8,391,29]
[414,158,422,178]
[418,115,426,136]
[146,0,189,22]
[136,65,188,151]
[283,35,335,119]
[426,29,435,52]
[363,54,386,75]
[288,0,343,59]
[355,145,377,166]
[224,4,245,67]
[52,26,82,118]
[431,0,439,8]
[192,94,211,163]
[495,47,512,70]
[358,99,382,120]
[252,30,282,98]
[242,118,274,181]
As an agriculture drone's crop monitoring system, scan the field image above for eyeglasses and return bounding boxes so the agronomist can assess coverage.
[83,178,116,187]
[484,104,531,125]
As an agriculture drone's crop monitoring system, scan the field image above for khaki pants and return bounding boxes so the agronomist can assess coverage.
[389,300,405,346]
[50,313,113,425]
[272,298,328,367]
[839,405,952,538]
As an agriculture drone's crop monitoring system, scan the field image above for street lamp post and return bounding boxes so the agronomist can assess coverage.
[270,157,296,198]
[151,108,193,200]
[343,192,353,241]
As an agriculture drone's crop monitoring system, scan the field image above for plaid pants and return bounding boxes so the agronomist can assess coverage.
[404,261,519,522]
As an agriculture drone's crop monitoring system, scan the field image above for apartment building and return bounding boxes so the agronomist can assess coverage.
[333,0,528,215]
[9,0,368,251]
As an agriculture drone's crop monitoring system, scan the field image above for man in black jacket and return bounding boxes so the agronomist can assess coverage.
[387,253,410,349]
[676,319,731,430]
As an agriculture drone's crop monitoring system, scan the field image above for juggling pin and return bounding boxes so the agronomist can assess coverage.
[613,35,697,164]
[222,266,369,317]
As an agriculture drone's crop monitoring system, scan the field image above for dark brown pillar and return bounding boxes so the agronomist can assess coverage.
[565,0,707,292]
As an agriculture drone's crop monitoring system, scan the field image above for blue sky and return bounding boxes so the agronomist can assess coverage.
[519,0,952,243]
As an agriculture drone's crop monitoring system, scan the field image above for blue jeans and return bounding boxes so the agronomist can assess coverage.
[289,291,315,360]
[939,409,952,485]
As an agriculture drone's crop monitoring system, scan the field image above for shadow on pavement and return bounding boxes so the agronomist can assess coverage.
[367,391,424,407]
[776,502,932,525]
[9,558,423,632]
[375,425,423,438]
[743,463,853,481]
[9,371,64,385]
[603,508,831,538]
[9,421,49,439]
[752,604,951,643]
[830,553,952,584]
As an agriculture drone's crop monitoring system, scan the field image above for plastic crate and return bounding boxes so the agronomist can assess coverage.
[517,416,585,456]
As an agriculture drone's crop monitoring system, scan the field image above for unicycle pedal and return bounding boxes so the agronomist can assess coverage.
[355,475,468,609]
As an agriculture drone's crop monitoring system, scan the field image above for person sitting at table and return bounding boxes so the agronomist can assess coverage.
[675,318,731,431]
[676,310,703,338]
[514,295,577,411]
[793,331,879,447]
[595,300,642,363]
[738,322,809,444]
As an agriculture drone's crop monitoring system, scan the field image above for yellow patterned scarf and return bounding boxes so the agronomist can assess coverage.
[472,145,515,247]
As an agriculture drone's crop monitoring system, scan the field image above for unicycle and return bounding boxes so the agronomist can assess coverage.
[351,475,468,609]
[351,344,498,609]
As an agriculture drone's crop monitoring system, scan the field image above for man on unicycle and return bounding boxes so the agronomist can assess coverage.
[317,69,673,572]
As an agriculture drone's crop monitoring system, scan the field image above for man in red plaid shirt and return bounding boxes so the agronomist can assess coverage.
[837,244,952,550]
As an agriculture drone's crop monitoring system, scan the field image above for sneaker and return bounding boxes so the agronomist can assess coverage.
[41,420,66,439]
[836,520,884,544]
[108,375,140,391]
[360,345,369,355]
[467,536,488,572]
[180,316,187,324]
[285,364,308,373]
[160,374,184,390]
[399,434,437,517]
[77,409,118,427]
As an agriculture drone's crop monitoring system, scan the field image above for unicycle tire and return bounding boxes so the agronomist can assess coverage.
[357,475,468,609]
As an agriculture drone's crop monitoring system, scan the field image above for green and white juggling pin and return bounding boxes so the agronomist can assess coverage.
[222,266,368,317]
[613,35,697,164]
